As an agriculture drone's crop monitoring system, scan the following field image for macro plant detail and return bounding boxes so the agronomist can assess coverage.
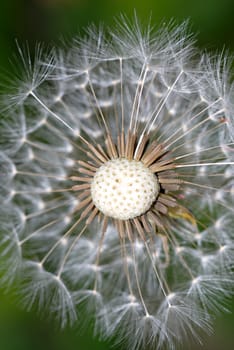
[0,16,234,350]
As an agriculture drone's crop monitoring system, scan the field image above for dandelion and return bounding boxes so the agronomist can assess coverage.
[0,15,234,350]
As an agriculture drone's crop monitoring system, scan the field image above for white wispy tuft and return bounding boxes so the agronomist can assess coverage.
[0,15,233,350]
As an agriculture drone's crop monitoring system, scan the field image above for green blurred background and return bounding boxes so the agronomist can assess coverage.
[0,1,233,349]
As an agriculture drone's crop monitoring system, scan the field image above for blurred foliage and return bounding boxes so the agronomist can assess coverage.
[0,288,233,349]
[0,0,234,67]
[0,0,233,349]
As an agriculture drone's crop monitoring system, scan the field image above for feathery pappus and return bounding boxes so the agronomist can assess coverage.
[0,15,234,350]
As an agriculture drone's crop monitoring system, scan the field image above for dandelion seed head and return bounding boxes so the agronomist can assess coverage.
[91,158,159,220]
[0,15,233,350]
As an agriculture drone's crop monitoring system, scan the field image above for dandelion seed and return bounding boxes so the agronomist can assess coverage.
[0,15,234,350]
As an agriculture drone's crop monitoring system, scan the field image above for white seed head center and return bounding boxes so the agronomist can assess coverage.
[91,158,159,220]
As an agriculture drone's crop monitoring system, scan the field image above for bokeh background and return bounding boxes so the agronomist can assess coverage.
[0,1,233,349]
